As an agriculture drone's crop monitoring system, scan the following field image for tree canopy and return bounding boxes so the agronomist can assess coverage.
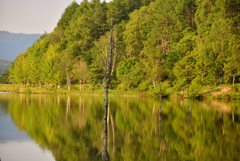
[8,0,240,94]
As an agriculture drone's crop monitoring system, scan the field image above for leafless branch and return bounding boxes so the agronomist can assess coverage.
[92,73,105,90]
[92,57,105,66]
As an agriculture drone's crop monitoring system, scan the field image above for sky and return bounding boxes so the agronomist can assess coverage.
[0,0,111,34]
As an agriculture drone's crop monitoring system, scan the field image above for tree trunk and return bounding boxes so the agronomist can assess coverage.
[233,75,235,85]
[103,18,114,161]
[66,71,71,91]
[153,79,156,90]
[80,80,82,91]
[232,111,234,123]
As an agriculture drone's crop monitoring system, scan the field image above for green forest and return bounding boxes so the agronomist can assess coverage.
[6,0,240,97]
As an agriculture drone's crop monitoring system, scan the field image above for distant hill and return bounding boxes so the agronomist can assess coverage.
[0,59,11,73]
[0,31,41,61]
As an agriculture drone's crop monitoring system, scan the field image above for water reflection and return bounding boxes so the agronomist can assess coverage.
[0,93,239,160]
[187,108,190,140]
[0,97,55,161]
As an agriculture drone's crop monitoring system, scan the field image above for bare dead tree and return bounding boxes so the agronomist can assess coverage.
[93,19,114,161]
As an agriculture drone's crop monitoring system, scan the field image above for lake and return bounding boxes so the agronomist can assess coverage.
[0,92,239,160]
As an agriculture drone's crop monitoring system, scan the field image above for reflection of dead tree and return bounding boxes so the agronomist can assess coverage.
[187,85,190,139]
[109,105,115,154]
[108,104,109,145]
[159,84,161,144]
[159,137,169,157]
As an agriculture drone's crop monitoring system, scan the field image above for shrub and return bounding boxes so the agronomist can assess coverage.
[23,88,31,93]
[189,78,202,98]
[146,81,171,97]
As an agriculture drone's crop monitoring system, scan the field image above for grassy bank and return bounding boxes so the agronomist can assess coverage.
[0,84,141,97]
[169,84,240,100]
[0,83,239,99]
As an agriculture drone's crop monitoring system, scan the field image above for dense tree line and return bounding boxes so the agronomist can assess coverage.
[8,0,240,95]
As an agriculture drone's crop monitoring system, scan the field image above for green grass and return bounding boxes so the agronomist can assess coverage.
[1,83,239,99]
[70,89,141,96]
[0,84,19,92]
[0,84,141,96]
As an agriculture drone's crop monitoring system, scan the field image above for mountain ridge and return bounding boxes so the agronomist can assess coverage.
[0,31,41,61]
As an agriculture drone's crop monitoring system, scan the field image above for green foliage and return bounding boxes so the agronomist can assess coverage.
[189,77,203,98]
[23,88,31,94]
[146,81,173,97]
[173,54,196,89]
[57,1,79,30]
[116,58,143,90]
[7,0,240,95]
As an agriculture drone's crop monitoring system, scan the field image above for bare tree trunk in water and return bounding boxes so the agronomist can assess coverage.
[103,18,114,161]
[159,84,161,144]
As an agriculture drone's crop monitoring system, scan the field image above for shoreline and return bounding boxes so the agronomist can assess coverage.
[0,90,239,100]
[0,84,240,100]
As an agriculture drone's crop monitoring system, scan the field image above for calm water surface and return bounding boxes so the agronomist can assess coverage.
[0,93,239,160]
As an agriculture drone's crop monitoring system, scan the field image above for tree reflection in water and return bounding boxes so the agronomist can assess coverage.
[0,93,240,160]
